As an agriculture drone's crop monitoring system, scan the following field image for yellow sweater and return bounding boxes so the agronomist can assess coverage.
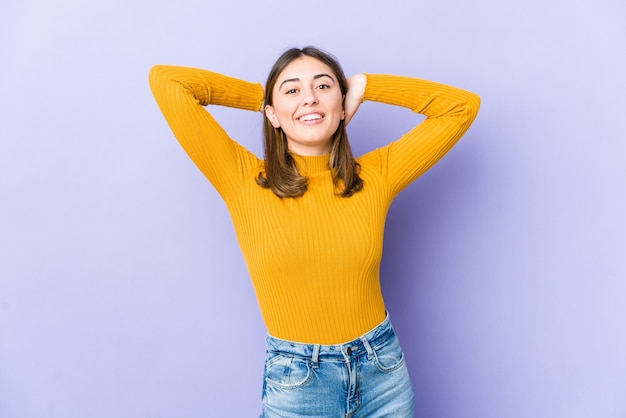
[149,65,480,344]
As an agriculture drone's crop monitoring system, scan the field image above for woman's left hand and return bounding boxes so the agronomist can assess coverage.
[344,74,366,125]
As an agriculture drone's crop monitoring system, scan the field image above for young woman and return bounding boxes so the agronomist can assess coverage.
[149,46,480,417]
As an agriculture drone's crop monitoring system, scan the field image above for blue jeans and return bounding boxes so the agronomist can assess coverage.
[260,314,414,417]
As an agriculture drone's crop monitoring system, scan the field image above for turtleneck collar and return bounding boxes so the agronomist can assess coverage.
[290,153,331,175]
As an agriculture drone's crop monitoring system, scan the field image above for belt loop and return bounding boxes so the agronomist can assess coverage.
[311,344,320,369]
[360,336,374,360]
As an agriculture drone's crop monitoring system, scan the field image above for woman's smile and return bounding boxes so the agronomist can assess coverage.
[298,112,324,122]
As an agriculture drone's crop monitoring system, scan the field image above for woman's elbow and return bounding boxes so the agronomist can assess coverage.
[463,91,481,122]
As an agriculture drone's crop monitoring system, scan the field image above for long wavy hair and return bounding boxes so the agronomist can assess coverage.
[256,47,363,198]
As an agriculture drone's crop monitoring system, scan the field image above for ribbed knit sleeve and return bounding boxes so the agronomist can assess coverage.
[361,74,480,197]
[148,65,264,198]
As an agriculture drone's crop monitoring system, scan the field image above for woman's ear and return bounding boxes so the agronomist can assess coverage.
[265,105,281,128]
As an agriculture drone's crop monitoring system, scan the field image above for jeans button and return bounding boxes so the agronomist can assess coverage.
[347,347,352,355]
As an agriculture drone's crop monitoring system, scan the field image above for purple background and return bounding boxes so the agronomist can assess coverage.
[1,0,625,417]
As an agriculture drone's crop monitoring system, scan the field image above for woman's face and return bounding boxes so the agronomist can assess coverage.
[265,56,345,156]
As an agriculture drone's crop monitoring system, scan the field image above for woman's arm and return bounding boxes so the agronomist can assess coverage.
[148,65,264,198]
[361,74,480,196]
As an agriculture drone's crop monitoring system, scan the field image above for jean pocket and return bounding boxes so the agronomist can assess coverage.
[371,336,405,373]
[264,354,312,389]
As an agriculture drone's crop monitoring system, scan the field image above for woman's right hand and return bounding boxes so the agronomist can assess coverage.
[344,74,366,125]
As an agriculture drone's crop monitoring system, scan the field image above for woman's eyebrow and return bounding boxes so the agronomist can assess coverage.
[278,78,299,89]
[279,73,335,89]
[313,73,335,82]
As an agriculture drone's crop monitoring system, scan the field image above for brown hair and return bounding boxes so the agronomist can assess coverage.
[256,46,363,198]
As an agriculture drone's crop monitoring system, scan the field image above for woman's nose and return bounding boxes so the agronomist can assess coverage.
[302,87,318,105]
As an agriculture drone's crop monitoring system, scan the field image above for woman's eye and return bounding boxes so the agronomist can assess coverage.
[286,88,298,94]
[317,84,330,90]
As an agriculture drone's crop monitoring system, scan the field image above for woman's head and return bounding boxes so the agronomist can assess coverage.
[257,46,362,198]
[263,47,348,156]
